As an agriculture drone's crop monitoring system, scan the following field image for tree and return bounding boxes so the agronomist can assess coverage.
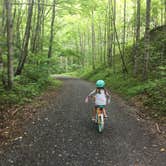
[143,0,151,80]
[110,0,128,74]
[98,22,103,64]
[134,0,141,76]
[91,9,96,69]
[48,0,56,59]
[112,0,116,73]
[122,0,126,63]
[15,1,23,50]
[31,0,42,53]
[15,0,34,75]
[103,5,108,66]
[107,0,113,66]
[0,0,164,86]
[5,0,14,89]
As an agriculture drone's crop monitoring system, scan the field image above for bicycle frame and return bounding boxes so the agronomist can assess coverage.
[96,107,104,133]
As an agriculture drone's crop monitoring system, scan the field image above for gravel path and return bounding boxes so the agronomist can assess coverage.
[0,78,165,166]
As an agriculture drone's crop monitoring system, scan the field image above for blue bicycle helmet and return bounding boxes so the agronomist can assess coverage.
[96,80,105,88]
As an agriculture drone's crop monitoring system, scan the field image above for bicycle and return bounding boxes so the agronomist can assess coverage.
[95,106,105,133]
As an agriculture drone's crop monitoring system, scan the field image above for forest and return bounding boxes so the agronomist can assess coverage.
[0,0,166,119]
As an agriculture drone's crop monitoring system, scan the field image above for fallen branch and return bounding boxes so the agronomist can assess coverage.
[11,108,19,117]
[155,123,161,133]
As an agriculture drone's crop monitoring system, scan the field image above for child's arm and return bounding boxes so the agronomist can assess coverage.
[85,89,96,103]
[106,89,111,104]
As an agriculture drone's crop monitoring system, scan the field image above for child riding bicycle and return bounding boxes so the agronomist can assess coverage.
[85,80,111,121]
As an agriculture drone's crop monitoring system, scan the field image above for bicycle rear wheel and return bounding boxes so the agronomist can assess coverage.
[98,115,104,133]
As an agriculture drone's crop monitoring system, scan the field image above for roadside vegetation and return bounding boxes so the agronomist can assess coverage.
[0,55,62,107]
[0,0,165,120]
[80,26,166,119]
[80,66,166,118]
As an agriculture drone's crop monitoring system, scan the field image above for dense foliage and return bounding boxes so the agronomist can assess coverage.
[0,0,165,117]
[0,56,61,105]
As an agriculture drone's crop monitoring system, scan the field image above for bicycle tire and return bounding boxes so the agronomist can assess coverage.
[98,116,104,133]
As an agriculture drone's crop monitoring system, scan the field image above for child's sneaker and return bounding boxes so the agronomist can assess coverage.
[91,117,96,121]
[104,115,109,118]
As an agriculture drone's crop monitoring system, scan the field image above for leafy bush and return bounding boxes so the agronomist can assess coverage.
[0,55,62,106]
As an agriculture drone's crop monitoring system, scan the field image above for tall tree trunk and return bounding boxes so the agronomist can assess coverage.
[65,57,68,72]
[6,0,14,89]
[112,0,116,73]
[91,10,95,69]
[0,48,2,70]
[32,0,42,53]
[75,34,80,66]
[0,48,4,85]
[0,1,5,86]
[143,0,151,80]
[15,1,22,50]
[122,0,126,62]
[48,0,56,59]
[103,5,108,66]
[31,1,37,52]
[41,0,45,51]
[165,0,166,25]
[12,0,17,28]
[2,0,6,34]
[87,26,91,66]
[97,24,100,63]
[36,0,42,52]
[134,0,141,76]
[98,23,103,63]
[15,0,34,76]
[111,0,128,74]
[83,32,86,67]
[78,29,84,67]
[83,32,87,67]
[0,47,6,87]
[107,0,113,66]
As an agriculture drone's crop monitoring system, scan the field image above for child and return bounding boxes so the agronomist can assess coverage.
[85,80,111,121]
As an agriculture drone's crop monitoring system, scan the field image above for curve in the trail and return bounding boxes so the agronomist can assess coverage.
[0,78,165,166]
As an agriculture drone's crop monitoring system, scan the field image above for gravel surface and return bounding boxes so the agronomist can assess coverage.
[0,78,165,166]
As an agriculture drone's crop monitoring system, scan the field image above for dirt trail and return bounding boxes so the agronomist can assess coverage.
[0,78,165,166]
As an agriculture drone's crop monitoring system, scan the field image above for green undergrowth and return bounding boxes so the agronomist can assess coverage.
[78,26,166,119]
[56,71,79,77]
[80,67,166,117]
[0,66,62,107]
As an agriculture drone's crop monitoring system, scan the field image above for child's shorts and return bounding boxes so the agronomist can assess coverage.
[95,105,105,109]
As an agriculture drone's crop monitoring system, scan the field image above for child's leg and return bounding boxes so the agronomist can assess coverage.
[92,107,96,120]
[103,108,108,117]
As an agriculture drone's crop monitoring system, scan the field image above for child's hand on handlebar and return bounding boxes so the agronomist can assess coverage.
[85,97,89,103]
